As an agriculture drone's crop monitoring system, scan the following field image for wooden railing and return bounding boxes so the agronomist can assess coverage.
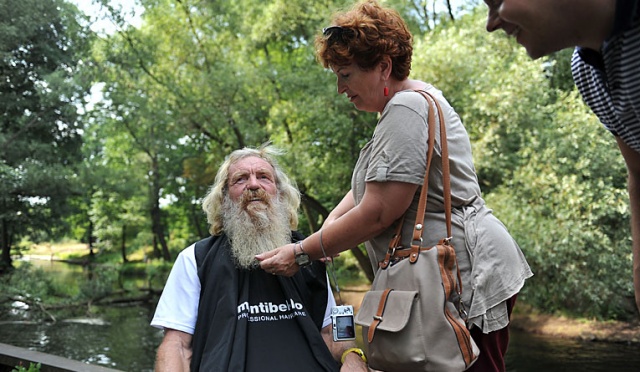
[0,343,124,372]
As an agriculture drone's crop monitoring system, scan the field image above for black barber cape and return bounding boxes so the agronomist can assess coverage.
[190,232,340,372]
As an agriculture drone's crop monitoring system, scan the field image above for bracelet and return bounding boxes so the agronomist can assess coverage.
[298,240,306,254]
[341,347,367,364]
[319,229,329,260]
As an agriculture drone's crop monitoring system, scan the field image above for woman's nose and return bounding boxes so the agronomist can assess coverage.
[336,77,347,95]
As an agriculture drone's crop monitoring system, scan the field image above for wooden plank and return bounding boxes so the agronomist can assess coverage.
[0,343,124,372]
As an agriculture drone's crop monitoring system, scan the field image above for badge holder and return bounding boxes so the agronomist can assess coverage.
[319,230,356,342]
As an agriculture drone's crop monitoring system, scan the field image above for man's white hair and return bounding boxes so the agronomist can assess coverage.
[201,143,301,236]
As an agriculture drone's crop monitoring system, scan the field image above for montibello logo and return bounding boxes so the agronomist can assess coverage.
[237,299,303,314]
[237,299,306,322]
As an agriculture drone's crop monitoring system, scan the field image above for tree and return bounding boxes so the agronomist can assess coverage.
[0,0,93,271]
[88,0,358,261]
[85,0,485,274]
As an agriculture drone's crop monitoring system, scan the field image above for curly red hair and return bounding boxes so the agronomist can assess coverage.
[315,0,413,80]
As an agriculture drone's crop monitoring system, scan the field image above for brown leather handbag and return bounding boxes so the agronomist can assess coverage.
[354,90,479,371]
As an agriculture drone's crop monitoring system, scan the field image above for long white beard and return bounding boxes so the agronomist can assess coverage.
[222,191,291,269]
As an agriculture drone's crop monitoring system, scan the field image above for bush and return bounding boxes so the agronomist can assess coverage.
[12,362,41,372]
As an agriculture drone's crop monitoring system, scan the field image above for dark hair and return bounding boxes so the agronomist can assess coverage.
[315,0,413,80]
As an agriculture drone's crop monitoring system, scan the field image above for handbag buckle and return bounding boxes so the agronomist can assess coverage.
[458,299,468,321]
[387,247,397,257]
[379,247,399,269]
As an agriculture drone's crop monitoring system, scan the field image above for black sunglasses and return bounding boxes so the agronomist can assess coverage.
[322,26,356,41]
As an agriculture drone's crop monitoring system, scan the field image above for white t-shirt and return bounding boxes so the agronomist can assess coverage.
[151,244,336,334]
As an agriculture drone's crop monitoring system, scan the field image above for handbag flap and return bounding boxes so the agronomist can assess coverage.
[354,290,418,332]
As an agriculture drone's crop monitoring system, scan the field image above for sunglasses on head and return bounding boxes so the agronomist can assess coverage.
[322,26,356,41]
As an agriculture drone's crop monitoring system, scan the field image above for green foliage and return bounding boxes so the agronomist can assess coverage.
[414,8,555,193]
[332,248,370,286]
[145,259,174,289]
[413,8,633,319]
[1,0,634,321]
[486,92,632,319]
[1,260,118,310]
[0,0,94,267]
[543,49,577,93]
[2,263,56,304]
[78,265,118,300]
[12,362,41,372]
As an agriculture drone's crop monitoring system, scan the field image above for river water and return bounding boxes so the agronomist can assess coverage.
[1,259,639,371]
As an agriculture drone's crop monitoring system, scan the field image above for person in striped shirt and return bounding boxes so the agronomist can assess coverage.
[483,0,640,315]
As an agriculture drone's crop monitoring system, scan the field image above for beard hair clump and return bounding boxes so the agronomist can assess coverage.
[222,190,291,269]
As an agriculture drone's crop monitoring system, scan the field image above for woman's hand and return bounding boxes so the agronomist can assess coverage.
[255,243,300,277]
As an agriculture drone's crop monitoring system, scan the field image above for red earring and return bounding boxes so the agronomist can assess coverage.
[384,86,389,96]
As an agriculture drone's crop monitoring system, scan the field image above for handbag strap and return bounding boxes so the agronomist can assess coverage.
[381,90,451,262]
[379,89,467,318]
[412,90,452,240]
[367,288,393,343]
[392,90,452,265]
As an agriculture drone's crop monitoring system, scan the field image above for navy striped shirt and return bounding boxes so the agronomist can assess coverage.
[571,0,640,153]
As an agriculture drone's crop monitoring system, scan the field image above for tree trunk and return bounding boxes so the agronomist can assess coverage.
[88,219,95,257]
[152,234,159,258]
[151,156,171,261]
[191,187,205,238]
[300,198,319,234]
[152,198,171,261]
[1,216,13,272]
[121,224,128,263]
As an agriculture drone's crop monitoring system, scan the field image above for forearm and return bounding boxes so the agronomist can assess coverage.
[256,181,417,276]
[155,331,192,372]
[324,190,356,225]
[628,168,640,312]
[616,137,640,313]
[321,326,368,370]
[310,181,418,259]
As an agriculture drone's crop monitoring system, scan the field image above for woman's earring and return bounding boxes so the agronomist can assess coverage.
[384,86,389,96]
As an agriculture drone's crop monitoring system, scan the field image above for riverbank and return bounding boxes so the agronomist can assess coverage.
[509,303,640,344]
[339,285,640,345]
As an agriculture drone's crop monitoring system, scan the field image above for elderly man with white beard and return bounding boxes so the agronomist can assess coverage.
[151,145,369,372]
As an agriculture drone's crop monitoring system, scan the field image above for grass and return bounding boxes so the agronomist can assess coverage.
[21,240,150,262]
[20,242,89,260]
